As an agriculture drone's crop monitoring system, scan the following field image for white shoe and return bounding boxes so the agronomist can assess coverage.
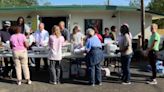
[98,83,102,86]
[122,82,131,85]
[27,80,32,85]
[17,81,21,86]
[147,79,157,85]
[91,84,95,87]
[30,63,36,67]
[49,81,57,85]
[53,82,57,85]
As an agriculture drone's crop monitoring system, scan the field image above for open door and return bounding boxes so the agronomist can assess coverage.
[40,17,67,34]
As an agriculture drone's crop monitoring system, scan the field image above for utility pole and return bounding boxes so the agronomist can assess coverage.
[107,0,110,5]
[141,0,145,49]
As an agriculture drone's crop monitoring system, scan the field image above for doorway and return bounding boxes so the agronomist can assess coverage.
[40,17,67,34]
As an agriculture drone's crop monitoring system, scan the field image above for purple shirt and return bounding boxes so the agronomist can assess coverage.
[10,33,27,51]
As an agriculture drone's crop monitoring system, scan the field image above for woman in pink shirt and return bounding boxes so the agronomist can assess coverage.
[10,26,31,85]
[48,25,65,84]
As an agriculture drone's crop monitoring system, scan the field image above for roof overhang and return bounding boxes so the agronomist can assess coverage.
[0,5,138,12]
[0,5,163,19]
[146,11,164,20]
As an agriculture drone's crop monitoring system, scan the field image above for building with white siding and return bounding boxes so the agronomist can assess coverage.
[0,5,163,39]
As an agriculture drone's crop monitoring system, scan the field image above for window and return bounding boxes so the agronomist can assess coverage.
[84,19,103,34]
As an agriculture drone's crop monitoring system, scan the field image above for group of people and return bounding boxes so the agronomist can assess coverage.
[119,23,161,85]
[0,16,161,86]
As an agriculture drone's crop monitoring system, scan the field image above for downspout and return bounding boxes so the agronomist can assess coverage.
[118,10,121,35]
[68,14,71,32]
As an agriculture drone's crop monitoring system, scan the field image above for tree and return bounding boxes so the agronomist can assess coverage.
[0,0,38,7]
[38,0,52,6]
[149,0,164,12]
[148,0,164,28]
[129,0,141,8]
[107,0,110,5]
[43,2,52,6]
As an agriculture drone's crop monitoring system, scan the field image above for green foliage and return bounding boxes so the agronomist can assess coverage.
[0,0,38,7]
[148,0,164,29]
[152,19,164,29]
[149,0,164,12]
[129,0,141,8]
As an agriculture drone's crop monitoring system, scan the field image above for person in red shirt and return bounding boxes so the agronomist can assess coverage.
[93,26,103,42]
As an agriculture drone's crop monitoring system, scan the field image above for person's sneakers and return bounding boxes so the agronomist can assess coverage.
[97,83,102,86]
[91,84,95,87]
[88,82,95,87]
[17,81,21,86]
[147,79,157,85]
[122,82,131,85]
[49,81,57,85]
[30,63,36,67]
[27,80,32,85]
[98,83,102,86]
[53,82,57,85]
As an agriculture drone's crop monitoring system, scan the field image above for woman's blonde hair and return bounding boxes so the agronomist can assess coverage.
[51,25,61,38]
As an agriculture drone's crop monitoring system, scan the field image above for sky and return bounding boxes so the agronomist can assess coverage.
[38,0,151,6]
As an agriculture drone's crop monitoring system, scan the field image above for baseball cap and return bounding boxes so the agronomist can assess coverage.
[4,21,11,27]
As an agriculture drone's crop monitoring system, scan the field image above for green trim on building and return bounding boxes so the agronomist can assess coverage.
[0,5,138,11]
[0,5,163,16]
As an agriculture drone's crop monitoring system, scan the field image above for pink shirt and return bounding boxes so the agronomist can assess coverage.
[10,33,27,51]
[48,35,65,60]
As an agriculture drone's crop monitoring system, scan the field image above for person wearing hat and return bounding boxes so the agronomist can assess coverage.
[0,21,12,43]
[0,21,14,78]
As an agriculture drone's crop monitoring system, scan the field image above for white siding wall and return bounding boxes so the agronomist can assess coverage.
[70,11,118,34]
[119,11,152,39]
[70,11,152,39]
[0,10,152,39]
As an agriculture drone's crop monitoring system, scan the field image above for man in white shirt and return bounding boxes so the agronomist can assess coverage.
[34,23,49,47]
[33,23,49,70]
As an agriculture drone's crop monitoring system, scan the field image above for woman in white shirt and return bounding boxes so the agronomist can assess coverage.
[119,24,133,85]
[71,26,84,49]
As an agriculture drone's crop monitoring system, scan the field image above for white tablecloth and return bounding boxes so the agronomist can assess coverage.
[0,51,120,60]
[0,52,72,58]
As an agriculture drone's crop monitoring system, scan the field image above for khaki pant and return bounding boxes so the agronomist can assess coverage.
[12,50,30,80]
